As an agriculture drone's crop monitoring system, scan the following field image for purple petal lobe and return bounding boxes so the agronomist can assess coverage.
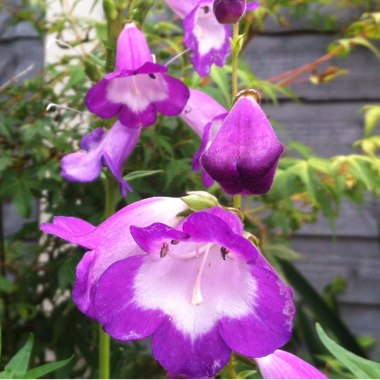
[255,350,328,379]
[154,74,190,117]
[94,255,166,340]
[213,0,246,24]
[164,0,200,18]
[152,318,231,378]
[40,216,95,248]
[85,78,121,119]
[182,211,257,261]
[184,2,232,76]
[201,95,284,195]
[181,89,227,137]
[115,23,153,72]
[130,223,190,254]
[219,265,295,358]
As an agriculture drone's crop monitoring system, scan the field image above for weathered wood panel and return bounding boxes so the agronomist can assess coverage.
[244,34,380,101]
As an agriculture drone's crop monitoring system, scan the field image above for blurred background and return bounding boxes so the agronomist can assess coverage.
[0,0,379,378]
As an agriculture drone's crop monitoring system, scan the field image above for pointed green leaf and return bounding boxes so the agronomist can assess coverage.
[317,324,380,379]
[21,356,73,379]
[4,335,34,376]
[124,170,163,182]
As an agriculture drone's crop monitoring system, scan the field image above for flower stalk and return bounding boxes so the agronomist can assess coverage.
[231,22,242,210]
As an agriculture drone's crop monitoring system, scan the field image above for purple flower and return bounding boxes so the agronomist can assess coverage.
[213,0,259,24]
[201,92,284,195]
[255,350,328,379]
[85,22,190,128]
[41,197,295,378]
[61,121,140,197]
[165,0,231,76]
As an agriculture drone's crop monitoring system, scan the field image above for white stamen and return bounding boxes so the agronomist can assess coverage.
[165,49,190,67]
[191,244,212,305]
[167,244,208,260]
[46,103,88,116]
[151,54,156,63]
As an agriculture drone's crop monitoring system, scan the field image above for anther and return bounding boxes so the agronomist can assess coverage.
[203,5,210,13]
[220,246,229,260]
[149,74,156,79]
[171,240,179,245]
[160,242,169,258]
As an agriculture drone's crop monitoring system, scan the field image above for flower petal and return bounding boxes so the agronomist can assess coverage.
[40,216,95,246]
[255,350,328,379]
[101,121,141,196]
[184,1,231,76]
[152,318,231,378]
[85,78,121,119]
[182,211,256,261]
[115,23,152,72]
[153,74,190,117]
[164,0,200,18]
[219,265,295,358]
[94,255,166,340]
[130,223,190,255]
[181,89,227,137]
[80,127,105,151]
[246,1,259,12]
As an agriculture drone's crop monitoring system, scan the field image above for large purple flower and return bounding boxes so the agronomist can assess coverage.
[41,197,295,378]
[213,0,259,24]
[165,0,231,76]
[94,206,294,378]
[85,22,190,128]
[61,121,140,197]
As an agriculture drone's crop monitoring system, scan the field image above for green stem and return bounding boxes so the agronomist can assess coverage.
[231,22,242,210]
[99,325,110,379]
[99,177,119,379]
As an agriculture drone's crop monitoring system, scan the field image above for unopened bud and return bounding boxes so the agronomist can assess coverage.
[213,0,246,24]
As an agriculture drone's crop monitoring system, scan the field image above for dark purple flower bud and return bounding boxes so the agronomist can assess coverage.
[213,0,246,24]
[201,91,284,195]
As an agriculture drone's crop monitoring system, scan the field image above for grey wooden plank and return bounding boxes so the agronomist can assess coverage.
[0,39,43,85]
[244,34,380,101]
[292,236,380,305]
[263,102,365,157]
[263,3,367,33]
[0,1,39,40]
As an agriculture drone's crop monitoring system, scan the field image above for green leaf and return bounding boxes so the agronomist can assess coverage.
[317,324,380,379]
[4,335,34,376]
[21,356,73,379]
[237,369,257,379]
[124,170,163,182]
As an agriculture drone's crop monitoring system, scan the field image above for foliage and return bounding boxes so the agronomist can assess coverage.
[0,0,379,378]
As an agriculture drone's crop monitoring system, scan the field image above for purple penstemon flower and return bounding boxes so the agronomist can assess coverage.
[164,0,232,76]
[61,121,140,197]
[213,0,259,24]
[41,197,295,378]
[85,22,190,128]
